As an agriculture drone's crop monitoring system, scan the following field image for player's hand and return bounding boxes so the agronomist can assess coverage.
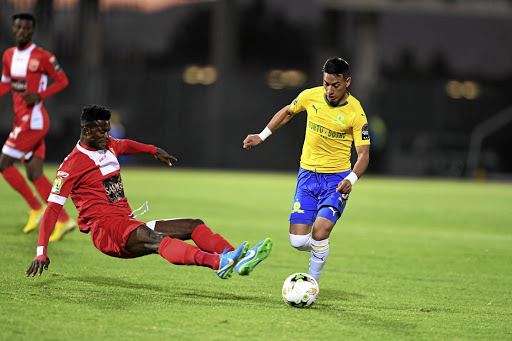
[21,92,42,106]
[243,134,263,150]
[154,147,177,166]
[26,255,50,277]
[336,179,352,194]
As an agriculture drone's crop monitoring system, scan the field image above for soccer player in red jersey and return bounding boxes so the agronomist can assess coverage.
[25,105,272,279]
[0,13,76,239]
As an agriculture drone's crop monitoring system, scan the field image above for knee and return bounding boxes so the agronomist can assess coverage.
[126,225,166,255]
[27,171,43,182]
[189,218,205,231]
[0,158,14,173]
[191,218,204,227]
[289,233,311,250]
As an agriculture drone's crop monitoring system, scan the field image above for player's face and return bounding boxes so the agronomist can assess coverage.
[85,120,111,150]
[12,19,34,48]
[323,73,351,106]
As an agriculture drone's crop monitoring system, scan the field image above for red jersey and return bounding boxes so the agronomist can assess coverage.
[0,43,68,130]
[47,137,157,233]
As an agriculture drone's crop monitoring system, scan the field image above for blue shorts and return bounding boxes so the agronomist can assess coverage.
[289,167,351,226]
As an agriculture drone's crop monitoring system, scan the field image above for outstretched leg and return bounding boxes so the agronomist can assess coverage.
[147,218,234,253]
[124,224,246,279]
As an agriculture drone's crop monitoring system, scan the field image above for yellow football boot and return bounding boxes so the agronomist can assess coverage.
[23,205,46,233]
[49,218,77,241]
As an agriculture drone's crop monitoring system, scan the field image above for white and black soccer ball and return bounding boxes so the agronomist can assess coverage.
[282,272,319,308]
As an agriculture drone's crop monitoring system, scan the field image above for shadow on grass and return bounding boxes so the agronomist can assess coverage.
[319,287,366,302]
[29,274,256,307]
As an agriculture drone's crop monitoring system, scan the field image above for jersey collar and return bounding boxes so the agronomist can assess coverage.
[16,42,35,51]
[323,93,349,108]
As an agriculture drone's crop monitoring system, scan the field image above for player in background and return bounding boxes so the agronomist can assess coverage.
[243,57,370,282]
[0,13,76,240]
[26,105,273,279]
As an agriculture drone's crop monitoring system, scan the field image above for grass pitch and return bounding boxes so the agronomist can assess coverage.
[1,166,511,340]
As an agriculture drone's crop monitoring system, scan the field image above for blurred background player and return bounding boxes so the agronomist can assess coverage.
[26,104,272,279]
[0,13,76,240]
[243,57,370,282]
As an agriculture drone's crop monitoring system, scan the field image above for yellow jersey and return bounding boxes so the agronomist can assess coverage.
[289,86,370,173]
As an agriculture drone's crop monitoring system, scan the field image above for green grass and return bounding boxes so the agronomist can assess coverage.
[1,166,511,340]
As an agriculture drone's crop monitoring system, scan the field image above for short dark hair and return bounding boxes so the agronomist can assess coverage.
[322,57,350,78]
[81,105,111,127]
[12,13,36,27]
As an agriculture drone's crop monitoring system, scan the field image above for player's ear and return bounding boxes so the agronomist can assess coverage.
[345,76,352,87]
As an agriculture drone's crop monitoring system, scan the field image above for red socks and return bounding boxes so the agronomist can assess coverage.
[158,237,219,270]
[191,224,234,254]
[32,175,70,222]
[158,224,232,270]
[1,166,41,209]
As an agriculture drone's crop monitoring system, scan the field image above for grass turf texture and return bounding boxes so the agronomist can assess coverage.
[1,166,511,340]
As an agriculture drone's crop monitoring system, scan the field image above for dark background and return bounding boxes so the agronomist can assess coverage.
[1,0,511,179]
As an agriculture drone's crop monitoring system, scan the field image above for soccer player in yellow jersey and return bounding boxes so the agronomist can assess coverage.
[243,57,370,282]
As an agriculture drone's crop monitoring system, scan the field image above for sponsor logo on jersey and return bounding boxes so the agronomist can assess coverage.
[361,123,370,140]
[52,176,63,194]
[11,78,26,92]
[103,173,125,203]
[57,171,69,178]
[312,105,321,114]
[307,121,346,139]
[28,59,40,72]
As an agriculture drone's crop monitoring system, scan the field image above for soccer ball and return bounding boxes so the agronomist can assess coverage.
[282,273,319,308]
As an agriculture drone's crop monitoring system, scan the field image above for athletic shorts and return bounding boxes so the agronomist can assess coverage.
[289,167,351,226]
[2,125,48,160]
[89,215,145,258]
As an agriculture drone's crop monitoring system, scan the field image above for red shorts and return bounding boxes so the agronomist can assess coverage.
[89,215,145,258]
[2,125,48,160]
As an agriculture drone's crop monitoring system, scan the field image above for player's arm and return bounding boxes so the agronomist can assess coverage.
[115,139,177,166]
[0,53,11,96]
[337,145,370,194]
[0,79,10,96]
[25,202,62,277]
[243,105,297,150]
[22,54,69,106]
[39,54,69,100]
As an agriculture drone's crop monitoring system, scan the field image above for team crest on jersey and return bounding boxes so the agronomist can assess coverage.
[28,59,40,72]
[103,173,125,203]
[361,123,370,140]
[291,201,304,213]
[52,176,63,194]
[331,113,347,129]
